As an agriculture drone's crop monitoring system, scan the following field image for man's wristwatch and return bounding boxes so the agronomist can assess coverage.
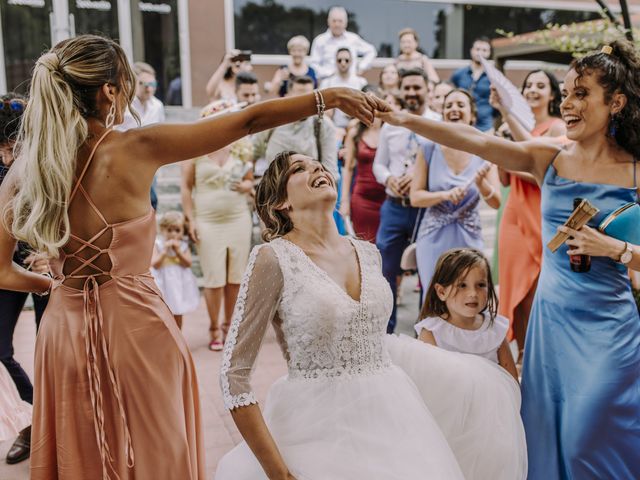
[618,242,634,265]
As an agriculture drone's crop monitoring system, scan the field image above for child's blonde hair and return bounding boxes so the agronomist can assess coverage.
[159,210,185,234]
[420,248,498,323]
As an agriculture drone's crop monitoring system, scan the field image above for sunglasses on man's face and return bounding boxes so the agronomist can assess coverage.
[2,99,25,112]
[138,80,158,89]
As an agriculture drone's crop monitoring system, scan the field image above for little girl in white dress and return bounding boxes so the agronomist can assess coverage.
[0,363,31,442]
[385,248,526,480]
[415,248,518,380]
[151,211,200,329]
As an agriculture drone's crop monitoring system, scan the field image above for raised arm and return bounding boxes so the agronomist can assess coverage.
[131,88,383,169]
[220,245,293,479]
[378,110,560,184]
[0,168,52,294]
[205,50,238,101]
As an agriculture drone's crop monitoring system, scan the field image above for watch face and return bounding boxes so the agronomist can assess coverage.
[621,250,633,264]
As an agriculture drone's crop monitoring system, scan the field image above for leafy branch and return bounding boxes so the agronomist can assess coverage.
[497,9,640,58]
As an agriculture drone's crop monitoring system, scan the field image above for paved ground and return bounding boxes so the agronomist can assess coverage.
[0,274,422,479]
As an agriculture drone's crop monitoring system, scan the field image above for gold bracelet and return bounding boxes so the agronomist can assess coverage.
[35,273,53,297]
[313,89,325,120]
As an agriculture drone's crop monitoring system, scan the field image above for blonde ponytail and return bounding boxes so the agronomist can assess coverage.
[6,35,136,257]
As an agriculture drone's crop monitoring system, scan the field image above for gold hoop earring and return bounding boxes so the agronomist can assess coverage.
[105,102,116,129]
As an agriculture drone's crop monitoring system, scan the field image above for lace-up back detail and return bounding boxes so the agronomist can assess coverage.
[220,237,394,410]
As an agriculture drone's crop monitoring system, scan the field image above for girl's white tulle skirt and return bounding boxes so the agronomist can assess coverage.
[215,363,464,479]
[385,334,527,480]
[0,363,32,441]
[215,335,526,480]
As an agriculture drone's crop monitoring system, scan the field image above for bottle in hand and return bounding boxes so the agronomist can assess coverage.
[569,197,591,273]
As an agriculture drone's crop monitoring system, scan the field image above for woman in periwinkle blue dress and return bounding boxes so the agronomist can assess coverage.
[378,39,640,479]
[410,89,501,288]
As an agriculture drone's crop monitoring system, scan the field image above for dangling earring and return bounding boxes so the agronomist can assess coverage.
[105,102,116,129]
[608,113,618,137]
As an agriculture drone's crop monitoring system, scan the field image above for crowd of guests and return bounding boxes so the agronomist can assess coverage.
[1,5,639,480]
[0,3,563,461]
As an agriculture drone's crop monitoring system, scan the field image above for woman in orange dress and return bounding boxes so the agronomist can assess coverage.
[0,34,380,480]
[490,70,566,359]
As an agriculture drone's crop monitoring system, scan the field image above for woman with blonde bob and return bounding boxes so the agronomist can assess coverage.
[0,34,382,479]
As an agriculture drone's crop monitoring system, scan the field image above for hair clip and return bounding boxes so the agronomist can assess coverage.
[601,45,613,55]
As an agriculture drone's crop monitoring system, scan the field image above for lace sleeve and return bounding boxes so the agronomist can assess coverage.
[220,244,283,410]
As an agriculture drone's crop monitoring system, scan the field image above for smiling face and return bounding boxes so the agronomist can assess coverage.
[400,74,427,112]
[523,71,554,112]
[443,91,475,125]
[560,68,624,141]
[437,265,489,321]
[280,154,336,213]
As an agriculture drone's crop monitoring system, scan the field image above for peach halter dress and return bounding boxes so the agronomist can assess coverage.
[30,130,205,480]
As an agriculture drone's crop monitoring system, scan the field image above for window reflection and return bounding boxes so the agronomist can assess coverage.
[1,0,52,93]
[69,0,119,40]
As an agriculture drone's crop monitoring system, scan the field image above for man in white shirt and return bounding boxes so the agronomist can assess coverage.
[320,48,367,131]
[310,6,376,81]
[116,62,165,208]
[372,68,440,333]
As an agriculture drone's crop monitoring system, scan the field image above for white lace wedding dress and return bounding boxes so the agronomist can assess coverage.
[215,237,526,479]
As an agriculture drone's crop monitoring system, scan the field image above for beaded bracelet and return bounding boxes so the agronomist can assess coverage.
[35,272,53,297]
[313,89,325,120]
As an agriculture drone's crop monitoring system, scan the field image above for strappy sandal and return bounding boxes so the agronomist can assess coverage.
[209,328,224,351]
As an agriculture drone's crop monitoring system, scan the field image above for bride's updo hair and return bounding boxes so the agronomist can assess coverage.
[255,151,298,241]
[572,39,640,158]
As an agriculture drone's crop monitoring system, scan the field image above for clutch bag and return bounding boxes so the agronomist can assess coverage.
[598,202,640,245]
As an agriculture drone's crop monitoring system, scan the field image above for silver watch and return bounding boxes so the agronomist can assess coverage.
[619,242,633,265]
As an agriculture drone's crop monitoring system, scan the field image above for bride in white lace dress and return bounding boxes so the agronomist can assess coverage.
[215,152,525,479]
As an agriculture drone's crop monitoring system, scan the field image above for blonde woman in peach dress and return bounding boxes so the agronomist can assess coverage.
[490,70,566,359]
[0,34,381,480]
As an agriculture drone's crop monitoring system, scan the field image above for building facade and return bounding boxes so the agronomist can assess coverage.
[3,0,639,106]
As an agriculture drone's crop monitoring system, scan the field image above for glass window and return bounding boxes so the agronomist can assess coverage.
[1,0,53,93]
[131,0,182,104]
[233,1,600,59]
[69,0,119,40]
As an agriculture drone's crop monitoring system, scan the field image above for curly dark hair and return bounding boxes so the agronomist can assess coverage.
[572,40,640,158]
[0,93,26,146]
[521,69,562,118]
[255,151,298,241]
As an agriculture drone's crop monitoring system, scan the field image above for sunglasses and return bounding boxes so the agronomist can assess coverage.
[2,99,25,112]
[337,58,351,64]
[138,80,158,89]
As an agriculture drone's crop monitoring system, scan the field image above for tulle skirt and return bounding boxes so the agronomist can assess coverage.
[0,362,31,441]
[215,364,464,479]
[385,334,527,480]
